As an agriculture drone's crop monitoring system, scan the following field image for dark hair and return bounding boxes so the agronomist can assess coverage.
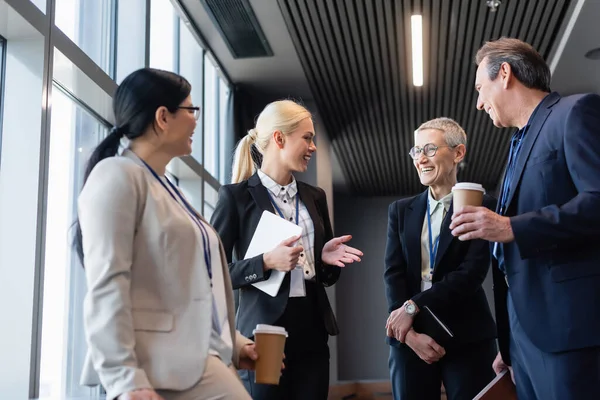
[73,68,191,263]
[475,37,551,92]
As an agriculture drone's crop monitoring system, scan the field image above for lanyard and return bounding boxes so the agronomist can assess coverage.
[267,190,299,225]
[141,161,213,285]
[426,199,442,276]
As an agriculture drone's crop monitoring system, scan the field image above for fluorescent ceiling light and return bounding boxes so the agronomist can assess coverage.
[411,15,423,87]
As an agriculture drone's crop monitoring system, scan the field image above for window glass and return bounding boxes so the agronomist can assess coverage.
[203,54,218,176]
[39,86,108,398]
[218,78,230,183]
[203,181,218,221]
[30,0,46,13]
[55,0,114,75]
[178,19,204,161]
[149,0,177,72]
[0,37,5,163]
[116,0,146,83]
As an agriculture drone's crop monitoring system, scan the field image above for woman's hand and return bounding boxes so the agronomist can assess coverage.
[118,389,164,400]
[322,235,363,267]
[239,343,259,370]
[238,343,286,371]
[263,235,303,272]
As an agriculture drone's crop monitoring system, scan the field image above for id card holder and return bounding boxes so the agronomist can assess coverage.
[289,267,306,297]
[421,276,432,292]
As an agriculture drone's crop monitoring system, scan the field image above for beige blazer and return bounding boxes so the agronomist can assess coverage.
[78,150,251,400]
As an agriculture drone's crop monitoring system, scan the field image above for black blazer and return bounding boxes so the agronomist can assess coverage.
[384,190,497,348]
[210,173,340,340]
[492,92,600,364]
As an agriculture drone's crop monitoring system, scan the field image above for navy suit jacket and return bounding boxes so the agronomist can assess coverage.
[210,173,340,340]
[494,92,600,364]
[384,190,496,349]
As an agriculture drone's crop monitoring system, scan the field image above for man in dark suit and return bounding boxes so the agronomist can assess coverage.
[385,117,497,400]
[451,37,600,400]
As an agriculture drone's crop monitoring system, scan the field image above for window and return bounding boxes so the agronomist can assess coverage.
[30,0,46,13]
[178,18,204,160]
[218,78,231,183]
[149,0,177,72]
[0,36,5,164]
[203,181,218,221]
[55,0,115,75]
[116,0,146,83]
[204,54,218,177]
[39,86,108,398]
[0,1,236,396]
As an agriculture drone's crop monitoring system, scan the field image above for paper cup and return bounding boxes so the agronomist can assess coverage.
[253,324,288,385]
[452,182,485,212]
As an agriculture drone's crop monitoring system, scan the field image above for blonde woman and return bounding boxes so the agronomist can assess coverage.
[210,100,362,399]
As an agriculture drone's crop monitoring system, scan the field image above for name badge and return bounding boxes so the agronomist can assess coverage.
[421,280,432,292]
[289,267,306,297]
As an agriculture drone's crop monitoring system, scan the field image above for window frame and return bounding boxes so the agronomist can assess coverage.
[0,0,236,397]
[0,35,6,169]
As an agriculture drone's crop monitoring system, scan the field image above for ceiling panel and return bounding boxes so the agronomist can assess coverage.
[278,0,572,195]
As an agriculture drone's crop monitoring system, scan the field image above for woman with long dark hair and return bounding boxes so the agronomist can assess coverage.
[210,100,363,400]
[76,68,255,400]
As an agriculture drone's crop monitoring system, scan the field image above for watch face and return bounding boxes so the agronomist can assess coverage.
[405,302,416,314]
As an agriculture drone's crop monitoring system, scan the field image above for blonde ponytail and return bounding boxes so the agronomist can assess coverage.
[231,130,257,183]
[231,100,312,184]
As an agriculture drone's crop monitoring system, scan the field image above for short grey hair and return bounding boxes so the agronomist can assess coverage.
[415,117,467,147]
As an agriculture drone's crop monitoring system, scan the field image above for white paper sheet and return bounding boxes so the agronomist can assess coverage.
[244,211,303,297]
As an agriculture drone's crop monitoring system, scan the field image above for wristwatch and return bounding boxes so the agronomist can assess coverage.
[404,300,418,316]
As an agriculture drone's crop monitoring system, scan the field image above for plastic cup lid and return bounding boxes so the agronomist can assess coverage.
[452,182,485,193]
[253,324,288,337]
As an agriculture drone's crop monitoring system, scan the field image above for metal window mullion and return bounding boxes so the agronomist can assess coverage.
[145,0,151,67]
[29,0,57,396]
[174,12,180,73]
[0,36,7,170]
[200,50,206,214]
[214,77,220,186]
[109,0,118,79]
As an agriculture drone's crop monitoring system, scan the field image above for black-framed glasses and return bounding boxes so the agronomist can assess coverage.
[178,106,201,121]
[409,143,455,159]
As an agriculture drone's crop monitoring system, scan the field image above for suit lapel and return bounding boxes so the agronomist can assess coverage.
[433,202,454,272]
[504,92,560,210]
[248,173,275,213]
[405,191,428,280]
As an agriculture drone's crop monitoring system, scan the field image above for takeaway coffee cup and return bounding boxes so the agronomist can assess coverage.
[452,182,485,213]
[253,324,288,384]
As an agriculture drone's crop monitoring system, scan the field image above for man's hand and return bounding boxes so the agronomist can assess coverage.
[405,329,446,364]
[118,389,164,400]
[492,351,515,383]
[385,303,417,343]
[450,206,514,242]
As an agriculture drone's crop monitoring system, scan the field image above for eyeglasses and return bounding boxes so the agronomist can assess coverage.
[408,143,455,159]
[178,106,201,121]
